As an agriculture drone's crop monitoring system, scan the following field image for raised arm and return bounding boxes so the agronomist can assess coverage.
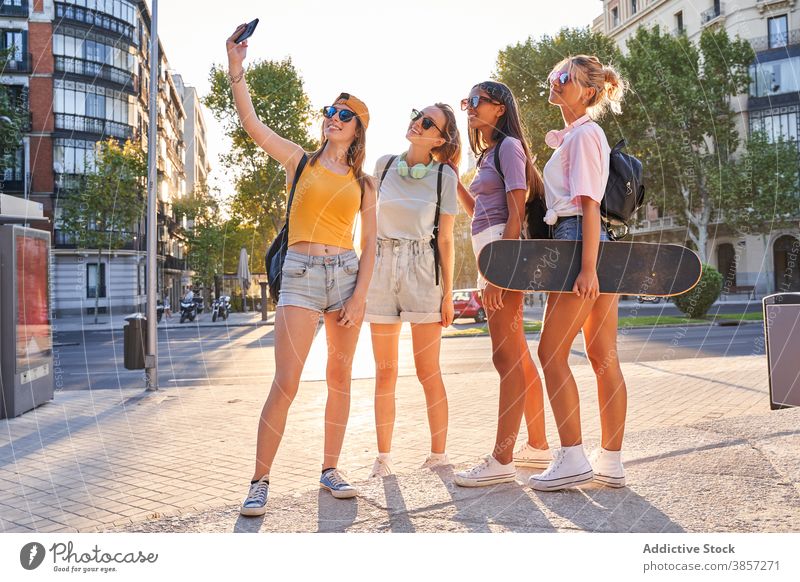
[226,24,304,172]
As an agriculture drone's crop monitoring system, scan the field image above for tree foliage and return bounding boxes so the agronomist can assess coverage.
[203,58,317,238]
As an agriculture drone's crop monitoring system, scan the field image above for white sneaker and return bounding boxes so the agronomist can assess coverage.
[369,455,395,478]
[454,454,516,487]
[590,448,626,488]
[421,452,450,469]
[529,445,593,491]
[513,443,553,469]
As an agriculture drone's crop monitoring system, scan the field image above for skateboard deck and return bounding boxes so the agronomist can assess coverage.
[478,240,702,296]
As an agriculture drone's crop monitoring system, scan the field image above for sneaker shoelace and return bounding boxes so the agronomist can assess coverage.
[539,449,567,478]
[466,455,493,477]
[326,470,349,489]
[247,480,268,505]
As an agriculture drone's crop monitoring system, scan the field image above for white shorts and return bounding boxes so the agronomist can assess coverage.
[471,223,506,291]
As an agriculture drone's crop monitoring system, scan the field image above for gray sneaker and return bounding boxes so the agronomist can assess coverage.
[240,476,269,516]
[320,468,358,499]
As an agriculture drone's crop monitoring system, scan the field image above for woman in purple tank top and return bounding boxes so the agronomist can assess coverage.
[452,81,552,487]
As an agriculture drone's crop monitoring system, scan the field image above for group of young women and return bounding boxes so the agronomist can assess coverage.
[226,24,629,517]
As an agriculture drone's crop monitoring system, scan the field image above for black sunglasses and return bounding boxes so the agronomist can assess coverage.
[322,105,356,123]
[411,109,444,134]
[460,95,501,111]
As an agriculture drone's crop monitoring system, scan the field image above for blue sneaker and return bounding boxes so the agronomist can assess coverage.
[319,468,358,499]
[240,476,269,516]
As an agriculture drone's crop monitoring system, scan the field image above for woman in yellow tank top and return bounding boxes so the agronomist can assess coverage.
[226,25,377,516]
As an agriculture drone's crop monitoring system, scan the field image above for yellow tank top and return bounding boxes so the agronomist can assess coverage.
[288,162,362,249]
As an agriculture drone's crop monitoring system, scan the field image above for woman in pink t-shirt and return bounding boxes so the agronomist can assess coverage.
[530,55,629,492]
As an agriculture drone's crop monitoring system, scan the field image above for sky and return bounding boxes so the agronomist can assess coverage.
[154,0,603,194]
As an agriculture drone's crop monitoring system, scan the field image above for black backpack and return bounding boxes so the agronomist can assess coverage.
[481,137,550,240]
[601,139,645,239]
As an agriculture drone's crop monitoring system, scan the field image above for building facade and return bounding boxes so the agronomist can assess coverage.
[593,0,800,294]
[171,73,210,196]
[1,0,204,315]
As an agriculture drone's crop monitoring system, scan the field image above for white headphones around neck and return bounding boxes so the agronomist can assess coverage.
[396,153,434,179]
[545,114,592,149]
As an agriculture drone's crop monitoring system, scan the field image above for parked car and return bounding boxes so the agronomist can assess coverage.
[637,295,661,304]
[452,289,486,323]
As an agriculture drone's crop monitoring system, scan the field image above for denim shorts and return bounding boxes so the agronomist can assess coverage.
[365,238,442,324]
[553,216,610,242]
[277,249,359,313]
[471,223,506,290]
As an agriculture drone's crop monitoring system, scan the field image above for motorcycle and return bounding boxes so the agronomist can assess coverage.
[211,295,231,322]
[179,298,197,323]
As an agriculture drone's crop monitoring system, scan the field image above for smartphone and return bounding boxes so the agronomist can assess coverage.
[234,18,259,44]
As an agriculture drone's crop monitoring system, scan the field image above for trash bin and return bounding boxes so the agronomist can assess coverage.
[762,293,800,409]
[123,313,147,370]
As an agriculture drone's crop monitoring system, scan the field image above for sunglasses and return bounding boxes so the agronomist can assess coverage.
[460,95,501,111]
[322,105,356,123]
[411,109,444,134]
[549,71,570,86]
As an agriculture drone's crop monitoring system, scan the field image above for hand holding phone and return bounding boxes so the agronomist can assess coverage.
[234,19,259,44]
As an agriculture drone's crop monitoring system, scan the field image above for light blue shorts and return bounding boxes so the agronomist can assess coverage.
[553,216,610,242]
[277,250,359,313]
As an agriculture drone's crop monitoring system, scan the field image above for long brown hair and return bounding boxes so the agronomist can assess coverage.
[468,81,544,204]
[430,103,461,168]
[308,105,370,198]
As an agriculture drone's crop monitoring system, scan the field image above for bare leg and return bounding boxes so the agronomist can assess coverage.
[410,322,448,454]
[321,310,363,470]
[521,352,549,450]
[583,294,627,451]
[252,306,319,480]
[370,322,402,453]
[537,292,597,447]
[488,290,529,464]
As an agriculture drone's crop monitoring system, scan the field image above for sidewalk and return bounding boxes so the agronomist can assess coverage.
[52,309,274,333]
[2,354,797,533]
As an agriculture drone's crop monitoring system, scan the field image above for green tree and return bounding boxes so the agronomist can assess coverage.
[173,183,228,293]
[496,27,622,167]
[59,139,146,323]
[617,26,758,261]
[0,47,25,165]
[203,58,317,240]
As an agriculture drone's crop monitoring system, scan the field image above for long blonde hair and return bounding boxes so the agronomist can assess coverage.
[550,55,627,119]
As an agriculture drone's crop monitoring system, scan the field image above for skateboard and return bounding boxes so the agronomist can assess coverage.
[478,240,702,296]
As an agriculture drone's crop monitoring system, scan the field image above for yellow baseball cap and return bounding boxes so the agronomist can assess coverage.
[334,92,370,129]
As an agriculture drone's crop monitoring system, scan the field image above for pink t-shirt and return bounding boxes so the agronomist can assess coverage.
[543,119,610,217]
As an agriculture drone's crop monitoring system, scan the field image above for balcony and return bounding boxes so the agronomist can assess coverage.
[54,56,138,94]
[757,0,798,15]
[701,2,724,27]
[631,216,677,234]
[55,113,133,140]
[750,29,800,52]
[163,255,186,272]
[54,2,136,46]
[2,52,31,74]
[0,2,28,17]
[54,229,141,251]
[54,173,86,193]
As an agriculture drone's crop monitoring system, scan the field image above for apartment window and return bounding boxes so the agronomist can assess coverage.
[768,15,789,49]
[1,147,24,183]
[750,109,799,144]
[87,263,106,299]
[611,6,620,28]
[2,30,25,61]
[54,137,98,175]
[53,79,131,124]
[675,11,684,33]
[750,56,800,97]
[631,0,638,15]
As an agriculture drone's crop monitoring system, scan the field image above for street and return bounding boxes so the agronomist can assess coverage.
[53,319,766,392]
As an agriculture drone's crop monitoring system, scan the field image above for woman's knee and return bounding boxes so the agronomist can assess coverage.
[586,343,620,376]
[537,339,569,371]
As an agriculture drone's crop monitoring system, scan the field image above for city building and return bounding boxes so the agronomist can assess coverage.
[0,0,205,315]
[172,73,210,196]
[593,0,800,294]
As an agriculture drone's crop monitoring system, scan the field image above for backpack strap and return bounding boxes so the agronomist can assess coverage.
[285,153,308,224]
[493,136,506,181]
[378,155,398,197]
[431,163,444,286]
